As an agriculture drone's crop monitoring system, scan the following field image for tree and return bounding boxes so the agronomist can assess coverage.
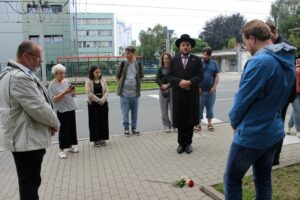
[227,37,237,49]
[289,33,300,50]
[172,38,208,55]
[136,24,166,60]
[270,0,300,37]
[270,0,300,51]
[200,13,246,50]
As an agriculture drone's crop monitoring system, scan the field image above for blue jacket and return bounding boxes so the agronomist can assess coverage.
[229,43,296,149]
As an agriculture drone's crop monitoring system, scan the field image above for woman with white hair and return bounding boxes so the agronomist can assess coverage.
[49,64,79,159]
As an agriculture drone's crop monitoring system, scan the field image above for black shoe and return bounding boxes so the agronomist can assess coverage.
[185,144,193,154]
[99,140,106,146]
[124,129,130,137]
[177,145,185,154]
[132,128,140,136]
[94,141,101,147]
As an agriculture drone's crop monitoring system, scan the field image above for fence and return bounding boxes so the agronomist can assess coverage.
[0,57,160,83]
[54,56,159,82]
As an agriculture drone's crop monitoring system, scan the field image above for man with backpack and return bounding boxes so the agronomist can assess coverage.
[116,46,144,136]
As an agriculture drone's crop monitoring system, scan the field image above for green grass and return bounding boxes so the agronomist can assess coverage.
[213,164,300,200]
[75,82,159,94]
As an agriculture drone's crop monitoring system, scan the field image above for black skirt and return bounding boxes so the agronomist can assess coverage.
[57,110,78,149]
[88,102,109,142]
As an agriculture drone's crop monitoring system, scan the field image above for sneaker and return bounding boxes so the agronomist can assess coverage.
[296,132,300,138]
[124,129,130,137]
[132,128,140,136]
[164,127,171,133]
[286,127,292,135]
[69,146,79,153]
[58,151,67,159]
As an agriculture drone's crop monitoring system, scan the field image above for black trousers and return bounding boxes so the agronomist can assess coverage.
[12,149,46,200]
[273,102,289,163]
[57,110,78,149]
[178,127,194,147]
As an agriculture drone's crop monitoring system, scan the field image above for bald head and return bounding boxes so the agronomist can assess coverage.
[16,40,42,71]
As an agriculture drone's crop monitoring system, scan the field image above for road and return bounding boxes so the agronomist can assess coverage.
[50,73,241,142]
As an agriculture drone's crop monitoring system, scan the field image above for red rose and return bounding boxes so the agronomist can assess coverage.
[186,179,194,187]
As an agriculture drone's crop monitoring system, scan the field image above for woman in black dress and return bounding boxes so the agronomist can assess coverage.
[85,66,109,146]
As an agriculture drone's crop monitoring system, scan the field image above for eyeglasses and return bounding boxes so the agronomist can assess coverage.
[26,52,42,60]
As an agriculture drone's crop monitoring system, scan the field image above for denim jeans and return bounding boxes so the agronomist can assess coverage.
[159,89,173,129]
[199,91,216,120]
[288,94,300,131]
[120,96,139,129]
[224,142,280,200]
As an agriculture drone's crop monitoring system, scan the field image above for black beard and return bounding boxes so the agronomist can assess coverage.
[181,52,190,56]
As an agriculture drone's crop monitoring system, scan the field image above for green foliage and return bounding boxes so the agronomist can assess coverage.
[227,37,237,49]
[214,164,300,200]
[200,13,246,50]
[289,33,300,49]
[172,38,209,55]
[136,24,167,60]
[270,0,300,52]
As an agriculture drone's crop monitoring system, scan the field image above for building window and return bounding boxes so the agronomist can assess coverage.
[97,19,112,25]
[29,35,39,43]
[44,35,64,43]
[99,30,112,36]
[78,41,113,48]
[98,41,112,48]
[50,5,62,13]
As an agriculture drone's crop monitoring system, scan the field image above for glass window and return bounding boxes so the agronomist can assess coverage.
[50,5,62,13]
[29,35,39,43]
[44,36,51,43]
[53,35,63,43]
[88,19,97,25]
[100,30,112,36]
[98,41,113,48]
[97,19,112,25]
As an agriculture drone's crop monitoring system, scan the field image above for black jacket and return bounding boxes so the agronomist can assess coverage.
[168,54,203,127]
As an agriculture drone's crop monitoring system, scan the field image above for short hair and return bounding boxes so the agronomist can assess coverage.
[242,20,271,41]
[51,63,66,75]
[16,40,35,59]
[160,52,172,68]
[202,47,212,56]
[89,65,101,80]
[125,46,135,53]
[265,21,277,33]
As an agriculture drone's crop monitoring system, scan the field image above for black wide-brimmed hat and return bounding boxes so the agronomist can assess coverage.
[175,34,196,48]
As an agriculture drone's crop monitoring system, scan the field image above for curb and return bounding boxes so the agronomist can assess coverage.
[200,160,300,200]
[200,185,224,200]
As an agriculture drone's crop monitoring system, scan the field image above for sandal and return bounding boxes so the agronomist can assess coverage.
[69,147,79,153]
[194,125,201,132]
[207,124,214,132]
[58,151,67,159]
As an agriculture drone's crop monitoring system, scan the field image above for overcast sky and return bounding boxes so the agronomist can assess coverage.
[78,0,275,41]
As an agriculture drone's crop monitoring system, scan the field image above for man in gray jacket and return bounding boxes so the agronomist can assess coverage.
[0,41,60,200]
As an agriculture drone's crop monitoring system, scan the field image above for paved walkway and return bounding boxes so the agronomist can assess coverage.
[1,123,300,200]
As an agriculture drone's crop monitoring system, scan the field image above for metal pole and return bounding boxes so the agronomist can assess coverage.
[166,28,170,53]
[38,3,47,85]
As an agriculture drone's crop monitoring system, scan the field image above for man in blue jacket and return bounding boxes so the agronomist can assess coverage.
[224,20,296,200]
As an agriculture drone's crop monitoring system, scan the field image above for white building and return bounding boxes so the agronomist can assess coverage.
[0,1,23,70]
[195,48,251,72]
[116,20,132,55]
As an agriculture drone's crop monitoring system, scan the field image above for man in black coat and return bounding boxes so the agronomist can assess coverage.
[168,34,203,154]
[266,21,297,165]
